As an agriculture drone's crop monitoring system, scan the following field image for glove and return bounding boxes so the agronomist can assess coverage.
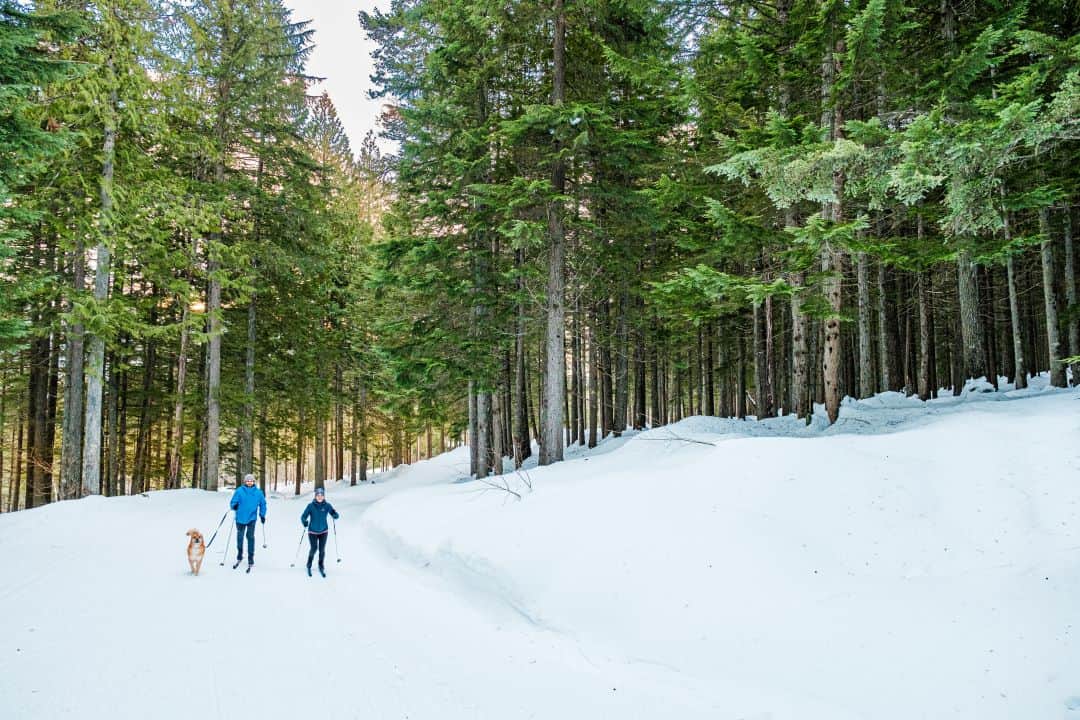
[230,503,238,511]
[302,521,309,528]
[260,516,265,524]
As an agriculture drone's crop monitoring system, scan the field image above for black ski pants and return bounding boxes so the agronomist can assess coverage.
[307,531,328,569]
[236,521,256,562]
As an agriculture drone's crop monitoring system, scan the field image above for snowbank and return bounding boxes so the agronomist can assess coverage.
[362,377,1080,718]
[2,377,1078,719]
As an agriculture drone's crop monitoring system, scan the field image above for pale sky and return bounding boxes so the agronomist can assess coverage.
[284,0,396,156]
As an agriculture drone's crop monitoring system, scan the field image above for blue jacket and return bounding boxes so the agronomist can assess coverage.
[301,500,339,534]
[230,485,267,524]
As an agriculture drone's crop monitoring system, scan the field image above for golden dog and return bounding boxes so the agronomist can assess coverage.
[186,529,206,576]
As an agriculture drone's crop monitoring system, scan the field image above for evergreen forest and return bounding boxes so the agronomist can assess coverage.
[1,0,1077,510]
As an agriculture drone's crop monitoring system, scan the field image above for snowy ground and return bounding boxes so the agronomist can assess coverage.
[1,376,1078,719]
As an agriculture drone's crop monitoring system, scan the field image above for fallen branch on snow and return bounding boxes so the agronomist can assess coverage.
[477,475,522,500]
[640,430,717,447]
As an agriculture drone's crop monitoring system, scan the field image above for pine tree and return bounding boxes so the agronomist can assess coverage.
[0,3,81,347]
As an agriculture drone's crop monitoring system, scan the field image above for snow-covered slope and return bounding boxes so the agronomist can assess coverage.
[2,377,1078,719]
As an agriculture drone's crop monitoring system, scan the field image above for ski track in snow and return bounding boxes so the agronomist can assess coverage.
[1,375,1078,719]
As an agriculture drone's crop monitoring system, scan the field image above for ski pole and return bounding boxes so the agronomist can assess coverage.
[261,516,268,549]
[204,511,229,550]
[332,516,341,564]
[289,527,307,568]
[220,521,234,566]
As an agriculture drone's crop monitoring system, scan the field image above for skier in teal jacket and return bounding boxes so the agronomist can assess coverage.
[301,487,339,577]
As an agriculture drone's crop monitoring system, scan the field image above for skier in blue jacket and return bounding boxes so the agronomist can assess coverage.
[229,473,267,570]
[301,487,339,577]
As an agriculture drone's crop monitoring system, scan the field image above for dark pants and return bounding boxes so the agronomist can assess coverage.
[307,531,328,569]
[236,521,256,563]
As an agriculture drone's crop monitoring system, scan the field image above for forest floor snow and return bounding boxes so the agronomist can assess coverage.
[1,375,1078,719]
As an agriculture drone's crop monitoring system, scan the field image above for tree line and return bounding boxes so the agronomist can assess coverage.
[1,0,1077,511]
[0,0,421,512]
[362,0,1078,479]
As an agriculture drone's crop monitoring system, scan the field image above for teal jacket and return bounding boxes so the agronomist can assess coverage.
[301,500,339,534]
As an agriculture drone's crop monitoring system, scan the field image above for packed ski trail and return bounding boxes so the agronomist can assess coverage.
[1,377,1078,719]
[0,473,707,719]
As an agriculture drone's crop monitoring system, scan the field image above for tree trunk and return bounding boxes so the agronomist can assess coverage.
[753,301,773,418]
[612,292,628,434]
[132,338,156,494]
[981,266,999,389]
[688,345,696,416]
[718,327,731,417]
[476,391,490,478]
[956,248,985,381]
[901,273,914,393]
[82,83,117,498]
[26,328,44,508]
[1024,258,1041,376]
[600,303,613,437]
[822,251,843,422]
[117,365,128,495]
[736,329,747,419]
[240,297,256,476]
[540,0,567,465]
[1041,207,1066,387]
[0,367,7,510]
[577,312,588,445]
[706,323,716,416]
[764,295,776,415]
[877,261,897,391]
[1063,208,1078,385]
[358,383,368,482]
[820,41,844,424]
[12,402,24,511]
[105,353,120,495]
[568,311,579,444]
[673,354,682,421]
[294,412,304,495]
[44,331,60,504]
[168,305,189,488]
[314,416,326,486]
[791,274,809,418]
[335,364,344,480]
[917,270,932,400]
[60,242,86,499]
[514,352,529,461]
[204,259,221,492]
[927,270,938,397]
[587,320,598,448]
[205,19,235,492]
[257,416,266,491]
[857,252,873,398]
[633,325,646,429]
[1005,251,1027,389]
[491,385,504,476]
[649,332,661,426]
[503,351,514,455]
[350,381,358,485]
[513,262,531,464]
[468,380,478,475]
